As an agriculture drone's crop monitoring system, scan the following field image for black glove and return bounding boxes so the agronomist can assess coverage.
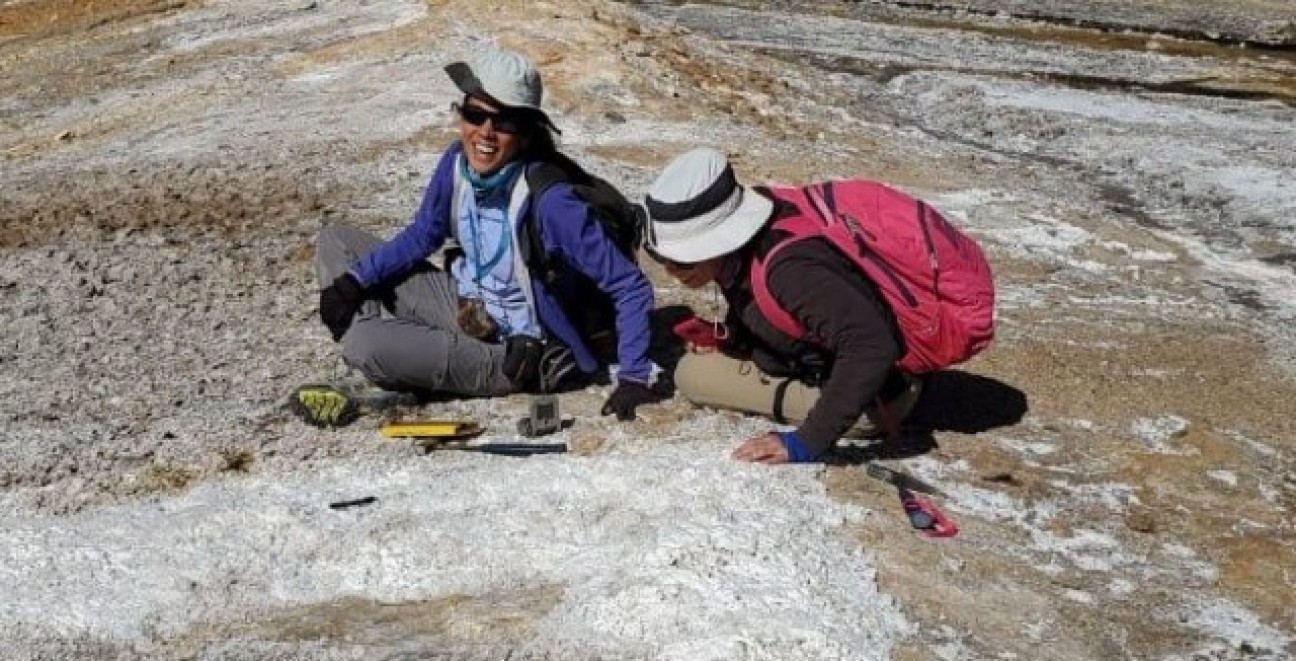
[502,335,544,391]
[320,273,365,341]
[600,380,663,422]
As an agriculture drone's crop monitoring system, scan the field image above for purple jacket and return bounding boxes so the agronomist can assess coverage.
[349,142,654,383]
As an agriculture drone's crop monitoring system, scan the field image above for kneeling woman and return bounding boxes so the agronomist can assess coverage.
[642,148,959,463]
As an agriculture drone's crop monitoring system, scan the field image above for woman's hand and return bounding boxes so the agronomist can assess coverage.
[600,380,664,421]
[320,273,365,341]
[731,432,790,464]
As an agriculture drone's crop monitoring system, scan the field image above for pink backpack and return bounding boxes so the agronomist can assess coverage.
[751,181,995,374]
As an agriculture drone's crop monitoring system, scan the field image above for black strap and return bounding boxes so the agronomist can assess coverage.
[526,161,569,198]
[821,180,838,214]
[772,378,793,424]
[522,162,572,279]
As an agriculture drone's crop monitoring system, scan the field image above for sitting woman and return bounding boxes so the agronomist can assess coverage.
[297,46,658,427]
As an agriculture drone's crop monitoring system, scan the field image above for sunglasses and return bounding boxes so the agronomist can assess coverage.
[452,102,522,134]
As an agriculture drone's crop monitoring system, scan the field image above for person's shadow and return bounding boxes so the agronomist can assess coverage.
[826,369,1028,464]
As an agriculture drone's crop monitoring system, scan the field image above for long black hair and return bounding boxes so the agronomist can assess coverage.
[515,108,558,160]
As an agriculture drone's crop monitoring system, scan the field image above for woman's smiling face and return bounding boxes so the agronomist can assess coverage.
[457,96,525,175]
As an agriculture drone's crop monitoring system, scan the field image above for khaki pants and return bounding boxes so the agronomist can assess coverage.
[673,351,922,438]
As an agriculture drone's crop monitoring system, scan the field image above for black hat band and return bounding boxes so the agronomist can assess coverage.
[645,164,738,223]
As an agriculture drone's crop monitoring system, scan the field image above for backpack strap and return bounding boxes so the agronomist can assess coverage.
[505,174,540,330]
[750,244,806,340]
[519,161,575,283]
[749,186,824,341]
[772,378,794,424]
[525,161,569,198]
[448,153,467,242]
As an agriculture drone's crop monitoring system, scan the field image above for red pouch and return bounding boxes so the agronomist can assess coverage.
[671,316,727,351]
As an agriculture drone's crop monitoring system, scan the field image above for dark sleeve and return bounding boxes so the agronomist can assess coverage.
[351,144,456,287]
[766,240,901,456]
[533,184,655,382]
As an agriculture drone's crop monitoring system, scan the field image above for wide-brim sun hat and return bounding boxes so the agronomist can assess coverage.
[644,147,774,264]
[444,46,560,133]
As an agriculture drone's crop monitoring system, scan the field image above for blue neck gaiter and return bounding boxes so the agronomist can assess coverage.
[460,159,523,203]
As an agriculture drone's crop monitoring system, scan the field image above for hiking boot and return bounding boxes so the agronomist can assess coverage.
[290,384,361,428]
[538,343,579,393]
[289,380,419,428]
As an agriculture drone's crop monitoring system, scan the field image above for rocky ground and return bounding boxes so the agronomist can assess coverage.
[1,0,1293,659]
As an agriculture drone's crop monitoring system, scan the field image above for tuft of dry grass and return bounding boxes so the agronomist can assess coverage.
[139,463,195,493]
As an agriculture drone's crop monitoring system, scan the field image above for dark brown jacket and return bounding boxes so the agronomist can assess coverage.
[719,227,903,457]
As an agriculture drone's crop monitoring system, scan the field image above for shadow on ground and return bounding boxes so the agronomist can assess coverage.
[830,370,1029,464]
[905,369,1029,434]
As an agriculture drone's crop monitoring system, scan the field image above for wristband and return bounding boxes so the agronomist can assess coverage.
[776,431,815,463]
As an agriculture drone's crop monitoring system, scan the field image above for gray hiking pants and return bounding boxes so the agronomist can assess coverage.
[673,351,922,439]
[315,224,513,397]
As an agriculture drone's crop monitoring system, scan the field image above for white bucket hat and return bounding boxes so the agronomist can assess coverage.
[444,47,559,133]
[644,148,774,263]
